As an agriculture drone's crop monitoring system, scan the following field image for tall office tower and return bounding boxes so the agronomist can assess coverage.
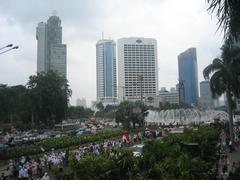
[118,37,158,101]
[178,48,199,105]
[36,15,67,77]
[199,81,214,108]
[96,40,117,103]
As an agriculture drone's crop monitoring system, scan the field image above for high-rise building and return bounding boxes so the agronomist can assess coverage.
[96,39,117,103]
[36,15,67,77]
[199,81,214,108]
[158,87,179,105]
[118,37,158,101]
[178,48,199,105]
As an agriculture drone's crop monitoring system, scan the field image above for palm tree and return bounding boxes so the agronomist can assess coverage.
[203,41,240,146]
[207,0,240,42]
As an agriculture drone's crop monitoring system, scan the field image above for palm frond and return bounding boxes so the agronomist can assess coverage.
[209,70,226,98]
[207,0,240,41]
[203,58,223,79]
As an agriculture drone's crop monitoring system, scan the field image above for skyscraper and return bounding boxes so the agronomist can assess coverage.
[199,80,214,108]
[118,37,158,101]
[36,15,67,77]
[96,39,117,103]
[178,48,199,105]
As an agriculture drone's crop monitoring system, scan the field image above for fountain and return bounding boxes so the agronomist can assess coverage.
[145,108,228,125]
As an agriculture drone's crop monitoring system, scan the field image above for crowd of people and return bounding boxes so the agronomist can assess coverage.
[218,126,240,179]
[2,129,163,180]
[6,155,52,180]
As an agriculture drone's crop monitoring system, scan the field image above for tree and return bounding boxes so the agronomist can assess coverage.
[132,100,148,128]
[115,101,148,129]
[203,42,240,146]
[115,101,132,129]
[27,71,71,128]
[0,85,32,129]
[207,0,240,42]
[96,102,104,111]
[67,106,94,120]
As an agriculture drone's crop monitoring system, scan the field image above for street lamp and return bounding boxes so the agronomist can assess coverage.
[0,45,19,55]
[0,44,13,51]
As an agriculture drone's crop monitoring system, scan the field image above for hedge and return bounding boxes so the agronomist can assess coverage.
[0,130,123,160]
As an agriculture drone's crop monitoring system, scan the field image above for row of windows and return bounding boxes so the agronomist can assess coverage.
[124,63,155,66]
[124,51,154,53]
[124,76,156,79]
[125,88,156,91]
[126,93,156,96]
[124,76,156,78]
[124,69,155,71]
[124,45,154,48]
[124,60,155,63]
[124,65,155,68]
[123,58,155,61]
[124,54,155,56]
[124,49,154,51]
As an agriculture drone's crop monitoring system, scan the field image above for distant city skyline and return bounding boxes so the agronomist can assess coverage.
[0,0,223,106]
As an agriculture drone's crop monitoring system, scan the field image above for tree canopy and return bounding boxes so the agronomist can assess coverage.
[207,0,240,42]
[0,71,72,130]
[203,41,240,145]
[27,71,72,128]
[115,100,148,129]
[67,106,94,120]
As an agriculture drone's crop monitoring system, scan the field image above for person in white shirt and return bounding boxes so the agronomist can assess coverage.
[18,166,25,179]
[41,172,50,180]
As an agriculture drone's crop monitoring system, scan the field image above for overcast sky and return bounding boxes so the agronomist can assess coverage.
[0,0,223,106]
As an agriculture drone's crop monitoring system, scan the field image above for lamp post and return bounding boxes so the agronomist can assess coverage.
[0,45,19,55]
[0,44,13,51]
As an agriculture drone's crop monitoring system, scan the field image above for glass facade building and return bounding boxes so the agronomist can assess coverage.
[199,80,214,108]
[96,40,117,102]
[178,48,199,105]
[36,15,67,77]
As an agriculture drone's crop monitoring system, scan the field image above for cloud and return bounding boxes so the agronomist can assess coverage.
[0,0,223,106]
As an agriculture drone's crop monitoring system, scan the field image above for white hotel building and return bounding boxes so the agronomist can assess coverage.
[117,37,158,101]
